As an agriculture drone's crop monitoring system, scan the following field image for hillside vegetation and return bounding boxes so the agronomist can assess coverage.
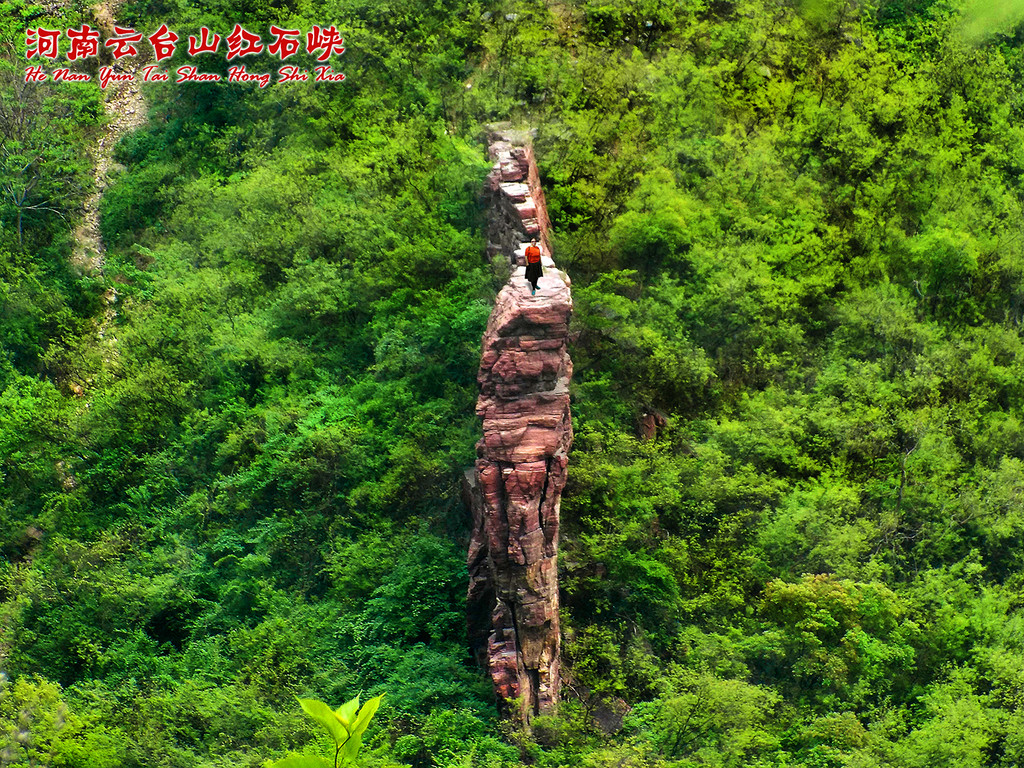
[3,0,1024,766]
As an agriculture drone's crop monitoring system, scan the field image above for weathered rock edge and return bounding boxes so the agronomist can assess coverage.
[465,130,572,722]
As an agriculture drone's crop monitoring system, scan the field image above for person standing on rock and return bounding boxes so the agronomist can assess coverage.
[525,239,542,296]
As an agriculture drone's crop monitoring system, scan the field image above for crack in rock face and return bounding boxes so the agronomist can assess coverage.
[466,128,573,723]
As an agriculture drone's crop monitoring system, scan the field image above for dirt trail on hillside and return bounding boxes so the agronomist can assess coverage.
[71,0,149,347]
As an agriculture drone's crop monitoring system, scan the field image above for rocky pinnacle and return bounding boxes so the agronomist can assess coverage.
[465,130,572,722]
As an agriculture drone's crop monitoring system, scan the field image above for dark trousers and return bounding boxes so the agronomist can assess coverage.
[526,261,542,290]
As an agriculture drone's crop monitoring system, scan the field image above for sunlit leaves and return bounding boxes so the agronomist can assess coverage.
[286,694,384,767]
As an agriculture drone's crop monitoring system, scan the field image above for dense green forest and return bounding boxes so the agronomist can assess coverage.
[4,0,1024,764]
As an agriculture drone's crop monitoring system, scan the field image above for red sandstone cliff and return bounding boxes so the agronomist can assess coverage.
[466,130,572,721]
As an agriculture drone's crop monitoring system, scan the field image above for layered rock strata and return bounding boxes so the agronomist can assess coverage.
[484,136,553,268]
[466,131,572,721]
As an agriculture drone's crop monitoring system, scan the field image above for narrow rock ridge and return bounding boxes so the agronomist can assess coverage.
[466,130,572,722]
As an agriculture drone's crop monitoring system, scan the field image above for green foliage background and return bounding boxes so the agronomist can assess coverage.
[4,0,1024,765]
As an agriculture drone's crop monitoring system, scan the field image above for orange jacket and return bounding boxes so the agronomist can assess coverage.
[525,245,541,264]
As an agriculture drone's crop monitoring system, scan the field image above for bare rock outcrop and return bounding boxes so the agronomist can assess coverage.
[466,130,572,722]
